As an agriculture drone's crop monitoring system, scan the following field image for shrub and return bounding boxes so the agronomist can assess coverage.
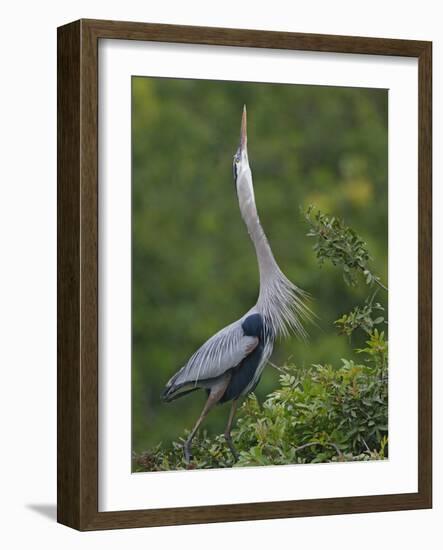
[133,332,387,471]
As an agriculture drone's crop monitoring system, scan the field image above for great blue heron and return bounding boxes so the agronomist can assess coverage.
[161,106,311,462]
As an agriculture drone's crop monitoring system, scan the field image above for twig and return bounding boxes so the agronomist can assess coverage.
[293,441,344,461]
[374,278,388,292]
[267,361,289,374]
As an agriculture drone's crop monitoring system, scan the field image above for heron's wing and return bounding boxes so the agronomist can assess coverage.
[167,318,258,388]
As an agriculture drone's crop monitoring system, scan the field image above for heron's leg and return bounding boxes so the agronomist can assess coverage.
[224,399,239,461]
[183,375,230,463]
[183,394,217,463]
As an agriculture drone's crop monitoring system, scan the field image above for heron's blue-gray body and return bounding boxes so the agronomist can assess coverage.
[162,307,278,402]
[163,311,274,404]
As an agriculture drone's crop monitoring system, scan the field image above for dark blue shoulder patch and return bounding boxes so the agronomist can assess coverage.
[242,313,263,338]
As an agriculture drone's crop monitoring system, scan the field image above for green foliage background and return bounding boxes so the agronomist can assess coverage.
[132,76,388,454]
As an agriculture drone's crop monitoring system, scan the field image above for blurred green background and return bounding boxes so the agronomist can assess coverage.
[132,77,388,454]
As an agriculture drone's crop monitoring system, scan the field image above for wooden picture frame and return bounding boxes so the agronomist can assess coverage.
[57,18,432,530]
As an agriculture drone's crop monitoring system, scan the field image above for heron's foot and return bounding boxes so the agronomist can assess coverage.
[183,440,193,463]
[224,433,239,462]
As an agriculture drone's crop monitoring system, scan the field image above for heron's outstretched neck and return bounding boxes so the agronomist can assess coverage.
[237,172,310,340]
[239,195,280,284]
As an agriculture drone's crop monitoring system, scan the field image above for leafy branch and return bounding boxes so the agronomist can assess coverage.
[303,205,387,291]
[334,292,386,337]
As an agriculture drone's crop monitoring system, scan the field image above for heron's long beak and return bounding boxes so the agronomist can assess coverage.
[240,105,247,151]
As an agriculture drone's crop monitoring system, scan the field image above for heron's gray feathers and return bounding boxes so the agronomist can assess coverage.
[166,317,258,390]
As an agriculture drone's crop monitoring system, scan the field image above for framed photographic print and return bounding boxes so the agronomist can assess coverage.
[57,19,432,530]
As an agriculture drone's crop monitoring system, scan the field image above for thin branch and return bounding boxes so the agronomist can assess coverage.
[293,441,344,461]
[374,278,388,292]
[267,360,289,374]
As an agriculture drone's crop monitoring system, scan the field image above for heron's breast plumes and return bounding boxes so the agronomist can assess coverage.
[257,269,313,342]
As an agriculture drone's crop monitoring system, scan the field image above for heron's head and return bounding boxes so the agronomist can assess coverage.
[233,106,254,204]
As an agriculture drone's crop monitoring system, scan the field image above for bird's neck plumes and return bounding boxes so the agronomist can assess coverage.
[237,172,311,341]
